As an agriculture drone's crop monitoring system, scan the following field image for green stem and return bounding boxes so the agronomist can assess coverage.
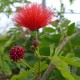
[69,41,74,54]
[21,59,37,73]
[38,58,40,78]
[1,54,5,74]
[35,30,41,80]
[35,50,40,58]
[40,56,50,59]
[36,48,41,80]
[35,30,38,40]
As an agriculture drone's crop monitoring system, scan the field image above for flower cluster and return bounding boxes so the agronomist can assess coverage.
[13,3,53,31]
[10,3,53,62]
[10,46,24,62]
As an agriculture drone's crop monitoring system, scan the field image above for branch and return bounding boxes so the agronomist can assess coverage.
[58,32,80,52]
[0,73,12,80]
[41,32,80,80]
[41,63,54,80]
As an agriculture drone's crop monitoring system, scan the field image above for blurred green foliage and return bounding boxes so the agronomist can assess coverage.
[0,0,28,14]
[1,0,80,80]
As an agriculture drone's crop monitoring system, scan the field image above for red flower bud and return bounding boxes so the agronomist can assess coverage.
[10,46,24,62]
[32,40,39,47]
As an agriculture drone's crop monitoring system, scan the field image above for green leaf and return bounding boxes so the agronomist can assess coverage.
[67,23,75,36]
[0,37,7,45]
[40,34,51,43]
[60,19,70,27]
[39,42,50,48]
[69,0,75,4]
[39,47,50,56]
[60,56,80,67]
[72,74,80,80]
[50,43,54,56]
[43,27,55,33]
[52,20,59,27]
[0,54,11,75]
[54,69,65,80]
[74,49,80,58]
[59,51,64,56]
[65,53,75,58]
[33,61,48,72]
[4,35,14,47]
[54,47,59,56]
[51,34,61,45]
[3,62,11,75]
[70,35,80,46]
[51,56,74,80]
[10,70,32,80]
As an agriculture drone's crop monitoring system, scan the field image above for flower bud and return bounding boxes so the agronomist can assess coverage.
[32,40,39,48]
[10,46,24,62]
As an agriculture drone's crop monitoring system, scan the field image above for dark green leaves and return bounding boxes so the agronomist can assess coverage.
[0,0,28,13]
[52,20,59,27]
[60,19,70,27]
[33,61,48,72]
[69,0,75,4]
[43,27,55,33]
[50,43,54,57]
[40,33,61,46]
[67,23,75,36]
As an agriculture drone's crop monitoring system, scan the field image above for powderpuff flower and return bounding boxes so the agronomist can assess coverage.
[10,46,24,62]
[13,3,53,31]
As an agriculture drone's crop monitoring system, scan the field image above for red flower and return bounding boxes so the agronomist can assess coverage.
[13,3,53,31]
[10,46,24,62]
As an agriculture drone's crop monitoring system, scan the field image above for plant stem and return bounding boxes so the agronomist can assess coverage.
[21,59,37,73]
[69,41,74,54]
[1,54,5,74]
[41,32,80,80]
[35,31,41,80]
[40,56,49,59]
[37,58,41,80]
[35,30,38,40]
[41,63,54,80]
[36,47,41,80]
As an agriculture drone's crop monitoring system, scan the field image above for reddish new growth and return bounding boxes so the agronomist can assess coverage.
[10,46,24,62]
[13,3,53,31]
[32,40,39,47]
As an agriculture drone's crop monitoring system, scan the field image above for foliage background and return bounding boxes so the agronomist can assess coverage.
[0,0,80,80]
